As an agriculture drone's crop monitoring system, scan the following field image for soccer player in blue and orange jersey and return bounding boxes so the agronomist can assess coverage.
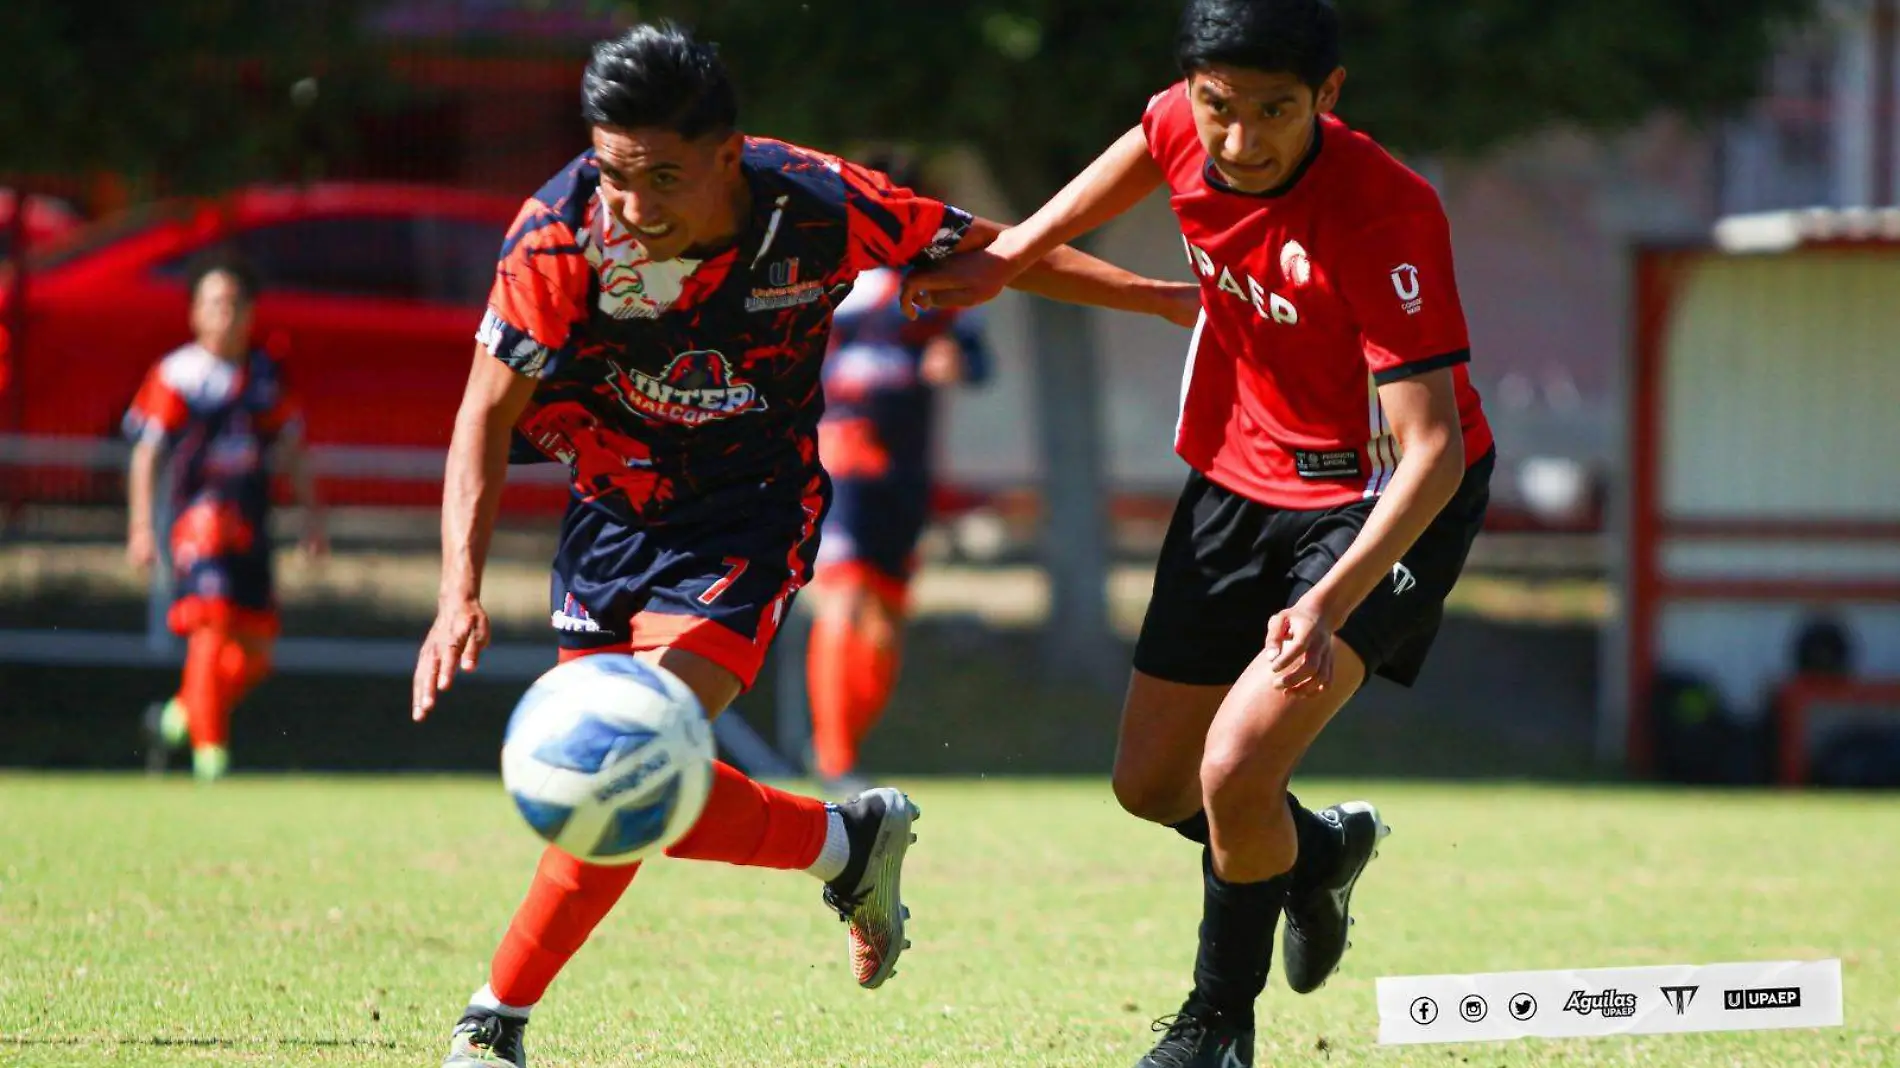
[408,23,1200,1067]
[805,153,992,797]
[127,254,327,782]
[906,2,1496,1063]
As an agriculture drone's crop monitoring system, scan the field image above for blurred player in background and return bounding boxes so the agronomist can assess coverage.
[805,151,992,798]
[129,253,326,782]
[408,22,1199,1068]
[905,1,1495,1063]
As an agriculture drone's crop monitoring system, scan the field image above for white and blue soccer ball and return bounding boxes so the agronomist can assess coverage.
[500,654,715,865]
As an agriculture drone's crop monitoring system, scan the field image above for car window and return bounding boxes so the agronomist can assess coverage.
[415,215,505,306]
[230,216,423,300]
[28,203,181,271]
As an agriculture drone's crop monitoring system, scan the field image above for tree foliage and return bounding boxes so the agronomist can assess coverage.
[0,0,390,195]
[648,0,1818,208]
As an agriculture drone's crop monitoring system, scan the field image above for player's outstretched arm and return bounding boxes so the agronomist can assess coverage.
[413,345,538,721]
[904,126,1175,316]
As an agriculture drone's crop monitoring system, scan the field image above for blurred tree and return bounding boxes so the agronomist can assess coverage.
[623,0,1815,681]
[0,0,390,199]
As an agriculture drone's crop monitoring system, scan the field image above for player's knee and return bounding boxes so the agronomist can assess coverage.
[1111,762,1192,824]
[1199,741,1291,819]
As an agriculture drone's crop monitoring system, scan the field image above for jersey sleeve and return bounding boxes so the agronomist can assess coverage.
[1139,81,1194,176]
[477,198,591,381]
[257,375,303,440]
[1336,207,1472,385]
[839,159,973,273]
[122,362,188,445]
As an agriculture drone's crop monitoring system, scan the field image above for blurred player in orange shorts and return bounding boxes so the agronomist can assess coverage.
[804,153,992,797]
[128,253,326,781]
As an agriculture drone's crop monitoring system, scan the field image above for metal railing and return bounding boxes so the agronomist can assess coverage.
[0,433,800,776]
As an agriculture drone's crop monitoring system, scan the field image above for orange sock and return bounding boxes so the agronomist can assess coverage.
[488,846,640,1007]
[180,630,236,748]
[808,615,859,778]
[809,612,904,779]
[663,760,830,868]
[847,630,900,745]
[486,761,831,1008]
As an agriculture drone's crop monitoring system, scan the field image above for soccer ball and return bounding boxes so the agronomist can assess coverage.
[500,654,715,865]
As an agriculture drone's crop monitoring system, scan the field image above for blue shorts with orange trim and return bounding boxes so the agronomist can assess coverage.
[549,484,826,689]
[815,472,930,589]
[167,501,278,637]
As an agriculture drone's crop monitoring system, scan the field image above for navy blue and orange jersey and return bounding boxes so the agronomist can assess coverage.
[817,267,988,484]
[476,139,975,527]
[123,344,299,632]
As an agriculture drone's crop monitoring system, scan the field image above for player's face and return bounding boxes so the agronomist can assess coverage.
[189,271,253,357]
[1188,64,1345,194]
[591,124,745,262]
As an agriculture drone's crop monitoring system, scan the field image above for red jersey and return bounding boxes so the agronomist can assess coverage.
[1142,82,1493,509]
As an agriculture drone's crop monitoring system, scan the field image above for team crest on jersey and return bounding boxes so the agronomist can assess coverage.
[1390,263,1423,315]
[1279,240,1313,286]
[747,257,825,311]
[606,349,766,426]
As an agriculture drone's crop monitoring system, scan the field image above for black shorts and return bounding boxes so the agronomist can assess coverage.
[1133,448,1493,688]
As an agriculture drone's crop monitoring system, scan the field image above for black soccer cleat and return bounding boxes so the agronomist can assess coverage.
[821,786,919,989]
[442,1008,528,1068]
[1281,800,1390,994]
[1134,1003,1254,1068]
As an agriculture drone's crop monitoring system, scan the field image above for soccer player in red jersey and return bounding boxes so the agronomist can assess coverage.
[906,2,1495,1063]
[409,23,1197,1068]
[127,254,326,782]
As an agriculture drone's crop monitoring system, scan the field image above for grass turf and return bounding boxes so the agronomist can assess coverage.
[0,775,1893,1066]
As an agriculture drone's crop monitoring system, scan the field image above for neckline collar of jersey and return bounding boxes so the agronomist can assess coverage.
[1202,118,1325,200]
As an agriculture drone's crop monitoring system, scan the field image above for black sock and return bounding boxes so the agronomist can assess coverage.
[1169,810,1210,845]
[1286,793,1340,886]
[1190,848,1288,1029]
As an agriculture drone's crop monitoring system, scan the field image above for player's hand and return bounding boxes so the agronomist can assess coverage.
[919,336,964,387]
[900,248,1017,318]
[1155,282,1203,329]
[299,512,330,560]
[1265,602,1335,695]
[413,596,491,721]
[126,525,156,570]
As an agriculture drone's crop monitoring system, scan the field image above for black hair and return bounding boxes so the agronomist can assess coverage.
[856,147,925,196]
[581,21,738,139]
[185,249,260,306]
[1175,0,1341,90]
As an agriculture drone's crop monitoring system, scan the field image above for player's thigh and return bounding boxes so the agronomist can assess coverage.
[636,646,742,718]
[1118,471,1287,821]
[555,496,818,695]
[1201,637,1368,805]
[1112,669,1229,823]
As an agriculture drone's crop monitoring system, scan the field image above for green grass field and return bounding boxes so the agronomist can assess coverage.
[1,775,1894,1067]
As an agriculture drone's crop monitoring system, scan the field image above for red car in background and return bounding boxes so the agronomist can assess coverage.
[0,182,558,509]
[0,190,83,262]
